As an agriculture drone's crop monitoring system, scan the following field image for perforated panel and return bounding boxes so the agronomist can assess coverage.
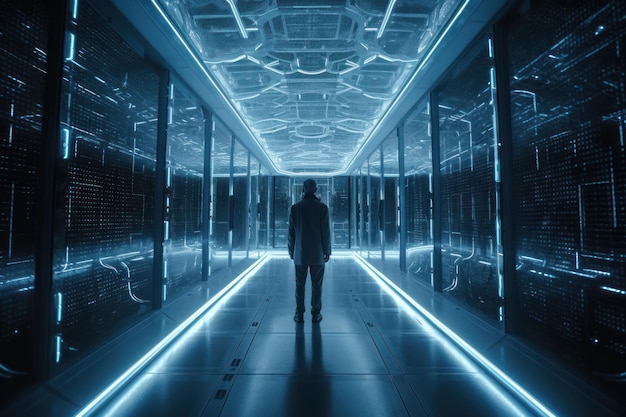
[52,0,159,368]
[0,0,48,401]
[508,0,626,392]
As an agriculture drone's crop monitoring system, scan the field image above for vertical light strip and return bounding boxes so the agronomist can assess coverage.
[75,254,270,417]
[353,253,557,417]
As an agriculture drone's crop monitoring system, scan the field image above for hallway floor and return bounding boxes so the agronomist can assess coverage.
[95,256,536,416]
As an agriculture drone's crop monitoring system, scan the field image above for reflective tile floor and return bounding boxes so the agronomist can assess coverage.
[96,256,536,417]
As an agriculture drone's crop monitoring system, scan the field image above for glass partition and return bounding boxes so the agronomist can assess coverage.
[331,177,350,249]
[53,0,159,369]
[232,139,248,264]
[0,0,48,402]
[248,156,261,257]
[210,120,232,274]
[368,148,382,258]
[506,0,626,394]
[257,167,271,249]
[358,162,368,255]
[404,103,433,285]
[437,32,502,322]
[163,82,204,301]
[273,176,290,248]
[382,131,400,258]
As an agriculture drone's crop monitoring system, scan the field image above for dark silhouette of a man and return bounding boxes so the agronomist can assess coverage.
[288,179,331,323]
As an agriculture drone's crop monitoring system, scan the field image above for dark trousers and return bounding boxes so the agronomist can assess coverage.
[294,264,324,315]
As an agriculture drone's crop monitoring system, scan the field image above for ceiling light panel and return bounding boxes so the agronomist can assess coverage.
[159,0,463,175]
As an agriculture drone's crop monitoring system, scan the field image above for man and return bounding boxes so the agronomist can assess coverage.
[288,179,331,323]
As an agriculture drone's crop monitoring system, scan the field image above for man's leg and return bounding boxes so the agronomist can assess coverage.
[309,264,324,317]
[294,264,308,317]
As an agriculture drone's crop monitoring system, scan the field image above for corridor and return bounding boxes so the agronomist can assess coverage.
[93,256,535,417]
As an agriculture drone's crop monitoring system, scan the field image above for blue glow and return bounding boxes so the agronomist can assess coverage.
[65,33,76,62]
[71,0,79,20]
[56,292,63,324]
[61,127,71,159]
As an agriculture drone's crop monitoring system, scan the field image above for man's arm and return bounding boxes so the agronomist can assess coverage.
[287,206,295,259]
[321,204,331,261]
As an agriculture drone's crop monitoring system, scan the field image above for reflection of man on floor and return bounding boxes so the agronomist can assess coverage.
[288,179,331,323]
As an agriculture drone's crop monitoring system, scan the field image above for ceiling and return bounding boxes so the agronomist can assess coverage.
[108,0,509,175]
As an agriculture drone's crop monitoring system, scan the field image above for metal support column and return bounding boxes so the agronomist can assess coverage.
[35,0,68,382]
[494,20,519,334]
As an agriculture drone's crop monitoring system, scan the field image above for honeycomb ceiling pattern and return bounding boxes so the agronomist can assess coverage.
[161,0,462,175]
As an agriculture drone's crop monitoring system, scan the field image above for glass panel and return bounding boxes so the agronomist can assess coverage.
[368,148,381,257]
[53,0,159,369]
[249,156,261,257]
[0,0,48,402]
[232,139,248,264]
[359,162,369,255]
[507,0,626,398]
[404,103,433,285]
[210,120,231,274]
[382,132,399,257]
[257,169,271,249]
[273,176,290,248]
[163,83,204,301]
[331,177,350,249]
[438,32,502,322]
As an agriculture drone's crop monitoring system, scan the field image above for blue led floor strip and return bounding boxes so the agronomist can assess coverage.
[353,253,557,417]
[75,254,270,417]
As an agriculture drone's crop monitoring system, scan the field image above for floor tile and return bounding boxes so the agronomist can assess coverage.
[218,374,410,417]
[99,373,220,417]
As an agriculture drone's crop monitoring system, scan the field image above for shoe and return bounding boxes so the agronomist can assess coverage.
[312,313,323,323]
[293,313,304,323]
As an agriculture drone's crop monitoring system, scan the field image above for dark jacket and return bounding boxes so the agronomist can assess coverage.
[288,193,331,265]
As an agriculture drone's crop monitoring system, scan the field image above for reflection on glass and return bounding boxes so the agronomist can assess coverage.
[53,1,158,369]
[331,177,350,249]
[211,120,232,274]
[368,149,381,257]
[359,163,369,255]
[163,83,204,301]
[273,176,290,248]
[249,156,260,257]
[0,0,48,402]
[438,32,502,322]
[404,103,433,285]
[507,0,626,390]
[232,139,248,264]
[257,169,271,249]
[382,132,399,256]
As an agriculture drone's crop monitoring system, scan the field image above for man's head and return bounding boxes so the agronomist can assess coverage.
[303,178,317,194]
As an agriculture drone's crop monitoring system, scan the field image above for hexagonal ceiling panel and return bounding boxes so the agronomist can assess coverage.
[159,0,463,174]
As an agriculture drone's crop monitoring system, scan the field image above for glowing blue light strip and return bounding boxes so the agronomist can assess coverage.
[75,254,270,417]
[353,253,557,417]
